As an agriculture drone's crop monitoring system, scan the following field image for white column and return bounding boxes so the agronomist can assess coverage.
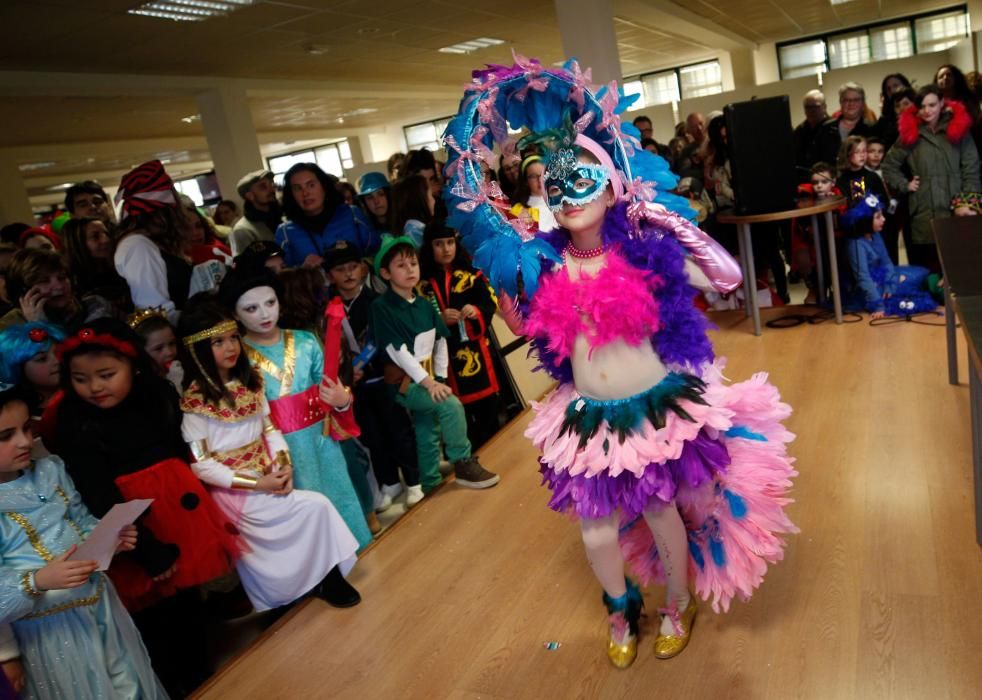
[554,0,622,85]
[0,154,35,225]
[196,86,265,204]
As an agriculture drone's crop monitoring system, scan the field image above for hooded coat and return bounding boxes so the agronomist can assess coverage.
[882,100,980,244]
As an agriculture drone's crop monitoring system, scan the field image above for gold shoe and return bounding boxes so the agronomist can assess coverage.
[602,580,643,669]
[654,595,697,659]
[606,614,638,669]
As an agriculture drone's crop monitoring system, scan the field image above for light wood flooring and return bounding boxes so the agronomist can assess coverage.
[193,308,982,700]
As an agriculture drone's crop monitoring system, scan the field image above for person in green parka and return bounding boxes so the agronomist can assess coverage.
[882,84,981,271]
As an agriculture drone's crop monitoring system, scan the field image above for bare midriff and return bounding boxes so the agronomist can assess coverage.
[565,253,668,400]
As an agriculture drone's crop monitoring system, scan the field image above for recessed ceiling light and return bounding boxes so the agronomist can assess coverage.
[47,183,75,191]
[356,27,380,35]
[181,114,201,123]
[129,0,255,23]
[303,44,329,55]
[829,0,856,4]
[438,37,505,55]
[19,161,56,171]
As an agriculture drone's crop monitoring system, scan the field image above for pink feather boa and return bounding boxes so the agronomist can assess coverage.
[523,249,662,365]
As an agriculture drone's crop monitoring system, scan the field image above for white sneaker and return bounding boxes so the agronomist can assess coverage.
[405,485,424,507]
[376,483,403,513]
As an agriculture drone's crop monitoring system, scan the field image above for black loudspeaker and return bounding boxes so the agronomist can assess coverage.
[724,96,797,214]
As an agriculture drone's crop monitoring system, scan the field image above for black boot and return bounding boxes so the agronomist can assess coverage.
[317,566,361,608]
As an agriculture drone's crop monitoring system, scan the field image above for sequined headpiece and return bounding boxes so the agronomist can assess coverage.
[181,319,239,348]
[127,307,170,331]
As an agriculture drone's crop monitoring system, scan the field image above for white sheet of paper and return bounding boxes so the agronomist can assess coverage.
[69,499,153,571]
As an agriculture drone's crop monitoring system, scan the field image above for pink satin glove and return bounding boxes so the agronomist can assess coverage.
[627,200,743,294]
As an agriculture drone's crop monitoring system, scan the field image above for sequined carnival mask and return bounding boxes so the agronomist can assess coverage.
[544,159,611,213]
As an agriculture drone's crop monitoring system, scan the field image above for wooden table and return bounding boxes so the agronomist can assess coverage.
[718,196,845,335]
[934,216,982,543]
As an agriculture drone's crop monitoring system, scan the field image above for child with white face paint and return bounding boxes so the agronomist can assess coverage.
[219,270,373,549]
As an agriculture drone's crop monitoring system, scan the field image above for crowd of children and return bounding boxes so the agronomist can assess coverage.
[0,153,509,697]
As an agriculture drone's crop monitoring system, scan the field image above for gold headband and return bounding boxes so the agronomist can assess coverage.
[127,307,169,330]
[182,319,239,347]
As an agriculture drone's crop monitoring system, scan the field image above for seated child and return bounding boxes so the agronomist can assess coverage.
[369,235,499,498]
[177,298,361,611]
[0,384,166,699]
[218,269,373,548]
[129,308,183,390]
[50,318,242,695]
[841,194,936,318]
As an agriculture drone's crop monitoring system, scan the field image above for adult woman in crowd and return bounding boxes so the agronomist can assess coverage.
[882,84,981,270]
[61,217,131,313]
[387,174,434,246]
[875,73,912,148]
[184,207,232,265]
[275,163,378,269]
[113,160,192,323]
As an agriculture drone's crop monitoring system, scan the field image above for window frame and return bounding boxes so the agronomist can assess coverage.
[623,58,724,108]
[265,139,352,185]
[776,5,969,80]
[403,116,454,153]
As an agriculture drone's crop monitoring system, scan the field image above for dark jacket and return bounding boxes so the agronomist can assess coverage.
[808,116,878,169]
[882,101,980,244]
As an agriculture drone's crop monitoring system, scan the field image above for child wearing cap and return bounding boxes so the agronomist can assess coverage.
[369,235,500,500]
[324,241,421,510]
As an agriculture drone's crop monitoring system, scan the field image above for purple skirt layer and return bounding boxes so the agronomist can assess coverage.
[539,430,731,520]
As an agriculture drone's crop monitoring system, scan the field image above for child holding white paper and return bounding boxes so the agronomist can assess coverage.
[0,384,166,699]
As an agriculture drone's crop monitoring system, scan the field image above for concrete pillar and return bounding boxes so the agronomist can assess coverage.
[0,154,35,225]
[554,0,622,85]
[196,86,264,204]
[729,48,757,88]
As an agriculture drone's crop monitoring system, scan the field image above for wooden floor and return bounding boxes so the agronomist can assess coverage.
[194,308,982,700]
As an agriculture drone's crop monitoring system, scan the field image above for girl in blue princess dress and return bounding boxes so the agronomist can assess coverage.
[0,384,165,699]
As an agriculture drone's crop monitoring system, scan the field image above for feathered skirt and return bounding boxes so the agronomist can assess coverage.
[526,361,798,612]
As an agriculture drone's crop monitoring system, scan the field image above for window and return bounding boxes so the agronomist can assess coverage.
[404,117,453,153]
[828,32,870,70]
[679,61,723,98]
[174,178,204,206]
[778,40,827,79]
[642,71,680,105]
[622,79,647,109]
[266,139,352,185]
[871,22,913,61]
[777,6,969,79]
[915,10,969,53]
[623,60,720,108]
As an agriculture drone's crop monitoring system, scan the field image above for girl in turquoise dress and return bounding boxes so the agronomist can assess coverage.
[0,386,166,699]
[219,270,372,548]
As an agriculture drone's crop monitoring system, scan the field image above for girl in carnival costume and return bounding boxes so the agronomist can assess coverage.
[0,383,167,699]
[443,56,799,668]
[218,269,373,548]
[48,318,242,696]
[0,322,64,428]
[840,194,937,318]
[128,308,183,391]
[177,298,361,611]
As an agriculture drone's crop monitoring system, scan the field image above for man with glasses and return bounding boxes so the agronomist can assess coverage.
[809,82,877,168]
[794,90,829,174]
[65,181,116,226]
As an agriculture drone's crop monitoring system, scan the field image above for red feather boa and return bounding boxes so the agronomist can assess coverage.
[897,99,973,146]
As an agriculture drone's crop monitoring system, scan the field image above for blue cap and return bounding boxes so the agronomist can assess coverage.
[357,171,389,196]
